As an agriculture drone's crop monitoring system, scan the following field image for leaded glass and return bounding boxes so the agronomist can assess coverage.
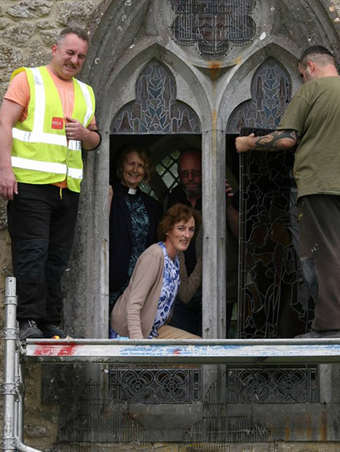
[140,150,181,199]
[227,58,292,133]
[238,129,314,339]
[170,0,256,59]
[112,60,200,134]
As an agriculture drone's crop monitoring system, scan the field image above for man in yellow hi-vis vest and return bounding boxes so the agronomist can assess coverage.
[0,27,101,341]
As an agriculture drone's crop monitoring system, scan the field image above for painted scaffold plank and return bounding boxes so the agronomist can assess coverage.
[24,338,340,365]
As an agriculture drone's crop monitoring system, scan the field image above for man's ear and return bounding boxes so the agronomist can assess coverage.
[307,60,315,72]
[51,44,58,56]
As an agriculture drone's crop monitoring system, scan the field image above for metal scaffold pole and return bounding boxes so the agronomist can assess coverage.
[2,277,18,452]
[2,277,42,452]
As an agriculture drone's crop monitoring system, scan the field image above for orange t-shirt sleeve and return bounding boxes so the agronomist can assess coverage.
[4,71,30,122]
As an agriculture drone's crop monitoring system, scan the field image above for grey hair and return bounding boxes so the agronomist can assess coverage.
[56,27,89,45]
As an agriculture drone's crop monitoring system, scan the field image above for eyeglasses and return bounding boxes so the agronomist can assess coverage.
[179,170,202,178]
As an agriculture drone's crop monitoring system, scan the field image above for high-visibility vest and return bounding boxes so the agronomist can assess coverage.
[11,66,95,193]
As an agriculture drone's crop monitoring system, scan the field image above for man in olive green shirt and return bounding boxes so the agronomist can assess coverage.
[236,45,340,338]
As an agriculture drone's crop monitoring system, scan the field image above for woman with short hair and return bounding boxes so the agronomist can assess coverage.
[109,145,162,323]
[110,203,201,339]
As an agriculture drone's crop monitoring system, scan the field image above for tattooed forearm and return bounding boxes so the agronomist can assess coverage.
[254,130,299,151]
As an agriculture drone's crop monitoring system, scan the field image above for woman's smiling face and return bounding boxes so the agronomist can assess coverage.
[164,217,196,259]
[120,151,146,188]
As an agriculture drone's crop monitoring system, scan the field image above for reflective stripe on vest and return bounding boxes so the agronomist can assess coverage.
[75,79,93,127]
[12,68,93,152]
[11,157,83,180]
[12,156,67,175]
[12,128,67,146]
[68,167,83,179]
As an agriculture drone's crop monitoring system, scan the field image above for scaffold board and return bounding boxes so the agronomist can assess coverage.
[24,338,340,365]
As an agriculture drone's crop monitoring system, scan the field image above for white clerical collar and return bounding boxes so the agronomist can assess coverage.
[128,188,137,195]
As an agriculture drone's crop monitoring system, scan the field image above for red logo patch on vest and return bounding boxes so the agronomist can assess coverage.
[51,117,64,130]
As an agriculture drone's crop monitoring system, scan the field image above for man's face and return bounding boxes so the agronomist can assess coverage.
[50,33,88,81]
[178,152,202,197]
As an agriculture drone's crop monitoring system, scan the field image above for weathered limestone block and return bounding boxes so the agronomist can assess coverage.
[2,23,35,46]
[332,0,340,11]
[7,1,53,19]
[0,232,12,279]
[0,19,10,30]
[36,19,56,30]
[0,45,25,69]
[329,2,340,23]
[57,1,95,26]
[40,29,59,46]
[0,80,10,101]
[24,424,48,438]
[0,199,8,228]
[28,41,51,66]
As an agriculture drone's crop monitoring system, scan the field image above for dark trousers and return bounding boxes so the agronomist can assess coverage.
[7,183,79,322]
[298,194,340,331]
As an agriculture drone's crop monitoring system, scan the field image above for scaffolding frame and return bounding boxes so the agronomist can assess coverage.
[3,276,340,452]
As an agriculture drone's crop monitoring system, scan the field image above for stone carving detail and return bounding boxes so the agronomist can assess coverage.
[200,366,318,413]
[170,0,256,59]
[109,368,201,404]
[225,367,318,403]
[112,59,200,134]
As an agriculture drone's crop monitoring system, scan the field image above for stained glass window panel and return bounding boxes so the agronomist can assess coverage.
[227,58,292,133]
[112,60,200,134]
[170,0,256,59]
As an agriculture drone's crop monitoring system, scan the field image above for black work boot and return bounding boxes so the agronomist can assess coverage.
[19,320,44,341]
[38,322,67,339]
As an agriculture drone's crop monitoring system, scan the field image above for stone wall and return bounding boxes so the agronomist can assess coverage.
[0,0,102,449]
[2,0,340,450]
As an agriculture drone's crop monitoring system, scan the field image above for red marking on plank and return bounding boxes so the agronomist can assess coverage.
[32,344,77,356]
[173,348,181,355]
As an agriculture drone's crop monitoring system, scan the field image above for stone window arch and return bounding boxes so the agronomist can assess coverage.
[111,59,202,200]
[227,57,292,133]
[111,59,201,134]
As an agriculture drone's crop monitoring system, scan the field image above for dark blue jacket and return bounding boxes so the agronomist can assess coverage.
[109,182,162,293]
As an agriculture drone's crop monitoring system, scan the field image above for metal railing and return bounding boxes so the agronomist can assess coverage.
[3,276,340,451]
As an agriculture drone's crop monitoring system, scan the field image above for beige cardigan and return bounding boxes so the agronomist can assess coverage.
[110,243,202,339]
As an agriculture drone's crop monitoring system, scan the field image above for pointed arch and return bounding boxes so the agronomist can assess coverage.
[227,58,292,132]
[111,59,201,134]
